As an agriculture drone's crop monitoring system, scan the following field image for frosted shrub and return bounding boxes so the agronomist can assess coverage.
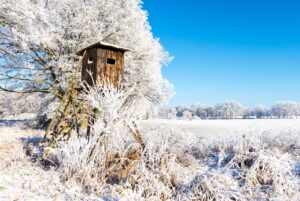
[52,84,199,199]
[53,84,139,193]
[125,127,197,200]
[169,131,300,201]
[245,149,297,198]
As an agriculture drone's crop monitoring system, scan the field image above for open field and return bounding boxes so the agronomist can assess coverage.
[141,119,300,138]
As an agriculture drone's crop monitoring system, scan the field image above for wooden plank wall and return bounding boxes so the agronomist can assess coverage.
[82,48,97,86]
[97,49,124,86]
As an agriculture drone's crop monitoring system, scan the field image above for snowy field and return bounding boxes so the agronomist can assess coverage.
[0,118,300,200]
[141,119,300,138]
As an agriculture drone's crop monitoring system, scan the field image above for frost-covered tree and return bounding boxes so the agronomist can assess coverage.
[253,104,270,119]
[213,101,245,119]
[0,0,173,113]
[244,105,270,119]
[159,101,300,120]
[272,101,298,119]
[174,105,189,118]
[190,104,210,119]
[182,110,192,120]
[158,107,177,119]
[167,108,178,119]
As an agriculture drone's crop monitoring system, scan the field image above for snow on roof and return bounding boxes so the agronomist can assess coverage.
[76,41,131,56]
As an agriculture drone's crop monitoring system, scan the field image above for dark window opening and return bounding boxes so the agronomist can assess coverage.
[88,57,93,64]
[107,58,116,65]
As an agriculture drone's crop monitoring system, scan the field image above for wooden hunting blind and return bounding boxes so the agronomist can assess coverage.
[44,42,146,149]
[76,42,130,86]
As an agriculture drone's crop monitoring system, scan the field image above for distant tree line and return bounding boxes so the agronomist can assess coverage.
[159,101,300,120]
[0,91,51,117]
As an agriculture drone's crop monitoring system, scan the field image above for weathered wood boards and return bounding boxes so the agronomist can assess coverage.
[77,42,130,87]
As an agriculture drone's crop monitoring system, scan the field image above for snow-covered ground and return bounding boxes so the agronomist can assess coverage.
[0,118,300,200]
[0,123,101,201]
[142,119,300,138]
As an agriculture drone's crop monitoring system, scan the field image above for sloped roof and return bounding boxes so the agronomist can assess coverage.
[76,41,131,56]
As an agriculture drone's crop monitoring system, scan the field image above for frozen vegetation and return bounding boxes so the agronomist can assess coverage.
[1,89,300,200]
[1,75,299,201]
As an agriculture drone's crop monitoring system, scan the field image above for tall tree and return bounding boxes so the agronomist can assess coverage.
[0,0,173,112]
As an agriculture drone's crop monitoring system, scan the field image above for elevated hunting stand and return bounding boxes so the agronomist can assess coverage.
[77,42,130,87]
[43,42,144,148]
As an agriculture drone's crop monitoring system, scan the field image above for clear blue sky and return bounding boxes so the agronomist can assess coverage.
[143,0,300,107]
